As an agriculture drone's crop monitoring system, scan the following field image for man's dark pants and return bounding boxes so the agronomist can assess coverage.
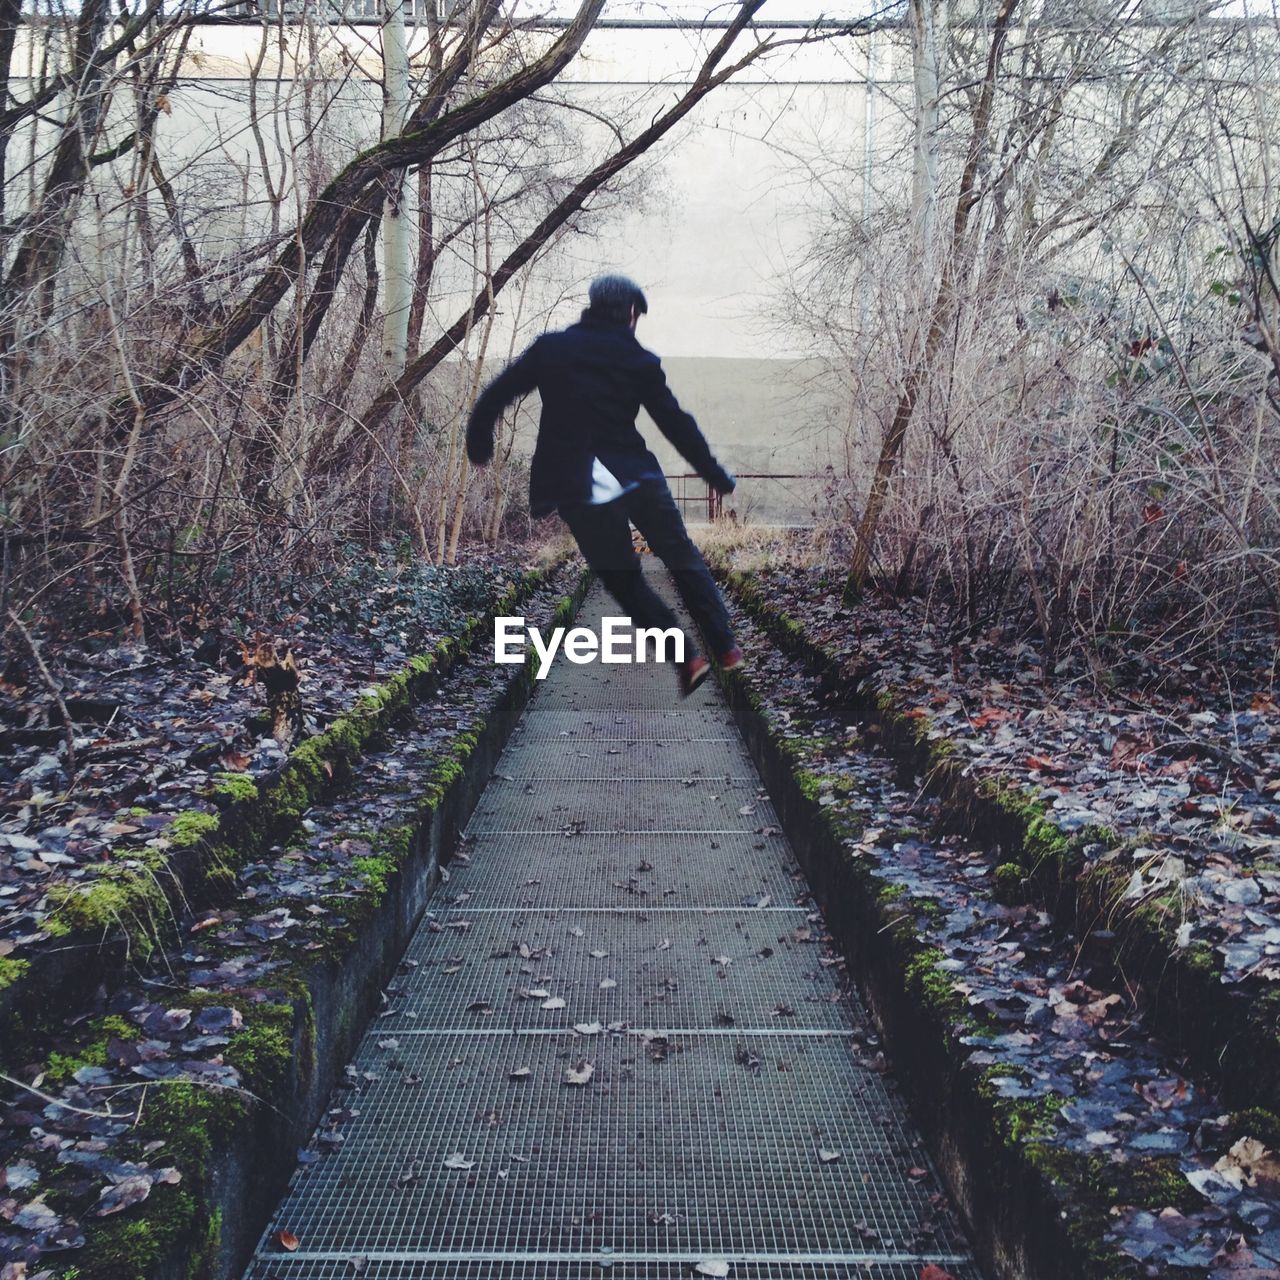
[558,478,735,658]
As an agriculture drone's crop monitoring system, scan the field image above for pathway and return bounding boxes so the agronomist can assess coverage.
[245,570,984,1280]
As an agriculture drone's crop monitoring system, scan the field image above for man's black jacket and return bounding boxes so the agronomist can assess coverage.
[465,311,733,518]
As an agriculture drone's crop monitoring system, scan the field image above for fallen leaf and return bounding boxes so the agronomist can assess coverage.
[818,1148,842,1163]
[573,1021,603,1036]
[2,1162,38,1191]
[96,1176,153,1216]
[11,1199,60,1231]
[443,1154,476,1170]
[1026,754,1066,773]
[1110,733,1154,772]
[276,1230,300,1252]
[1215,1137,1280,1192]
[564,1060,595,1086]
[599,978,617,990]
[695,1262,730,1278]
[541,996,566,1010]
[970,706,1012,729]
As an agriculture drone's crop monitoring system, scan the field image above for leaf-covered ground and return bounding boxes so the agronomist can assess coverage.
[723,595,1280,1278]
[0,562,578,1272]
[0,547,546,963]
[726,553,1279,989]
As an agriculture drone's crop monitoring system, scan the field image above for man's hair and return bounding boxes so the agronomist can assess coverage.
[586,274,648,324]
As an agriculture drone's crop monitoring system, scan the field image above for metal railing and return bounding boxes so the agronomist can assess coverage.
[666,472,827,527]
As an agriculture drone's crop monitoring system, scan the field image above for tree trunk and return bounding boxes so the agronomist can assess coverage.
[845,0,1019,601]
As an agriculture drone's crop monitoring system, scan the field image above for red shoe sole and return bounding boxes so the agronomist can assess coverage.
[679,658,710,697]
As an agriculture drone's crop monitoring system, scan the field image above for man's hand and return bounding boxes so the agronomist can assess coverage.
[465,431,493,468]
[707,464,736,495]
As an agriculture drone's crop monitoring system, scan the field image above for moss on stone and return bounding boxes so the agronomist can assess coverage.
[203,861,237,892]
[1118,1156,1203,1214]
[351,854,394,901]
[222,1003,294,1094]
[44,1015,138,1085]
[212,772,259,805]
[1023,813,1067,863]
[169,811,220,846]
[1228,1107,1280,1149]
[0,955,30,990]
[1183,941,1220,977]
[912,896,948,924]
[987,1082,1064,1147]
[44,868,169,958]
[187,1207,222,1280]
[80,1188,199,1280]
[796,769,824,802]
[903,947,967,1021]
[384,822,417,858]
[993,862,1029,905]
[71,1077,247,1280]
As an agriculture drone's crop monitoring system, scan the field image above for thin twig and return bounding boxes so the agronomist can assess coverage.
[0,1070,125,1119]
[6,607,77,780]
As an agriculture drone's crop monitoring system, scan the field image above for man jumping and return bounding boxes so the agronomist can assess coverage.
[466,274,742,697]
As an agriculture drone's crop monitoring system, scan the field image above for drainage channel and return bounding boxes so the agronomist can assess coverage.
[245,572,986,1280]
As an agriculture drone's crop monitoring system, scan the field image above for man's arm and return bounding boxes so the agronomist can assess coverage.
[639,356,735,493]
[466,339,542,465]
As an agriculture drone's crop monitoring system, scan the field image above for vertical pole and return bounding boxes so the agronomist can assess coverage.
[378,0,411,528]
[382,0,411,377]
[858,27,876,330]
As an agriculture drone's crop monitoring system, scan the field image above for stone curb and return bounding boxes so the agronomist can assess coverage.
[716,567,1280,1120]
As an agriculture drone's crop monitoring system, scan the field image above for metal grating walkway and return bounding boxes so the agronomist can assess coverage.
[246,571,984,1280]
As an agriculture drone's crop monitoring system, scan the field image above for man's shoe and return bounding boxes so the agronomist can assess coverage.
[678,654,711,698]
[718,646,744,671]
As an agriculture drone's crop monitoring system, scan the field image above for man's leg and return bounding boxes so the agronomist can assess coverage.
[623,478,737,657]
[558,499,692,648]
